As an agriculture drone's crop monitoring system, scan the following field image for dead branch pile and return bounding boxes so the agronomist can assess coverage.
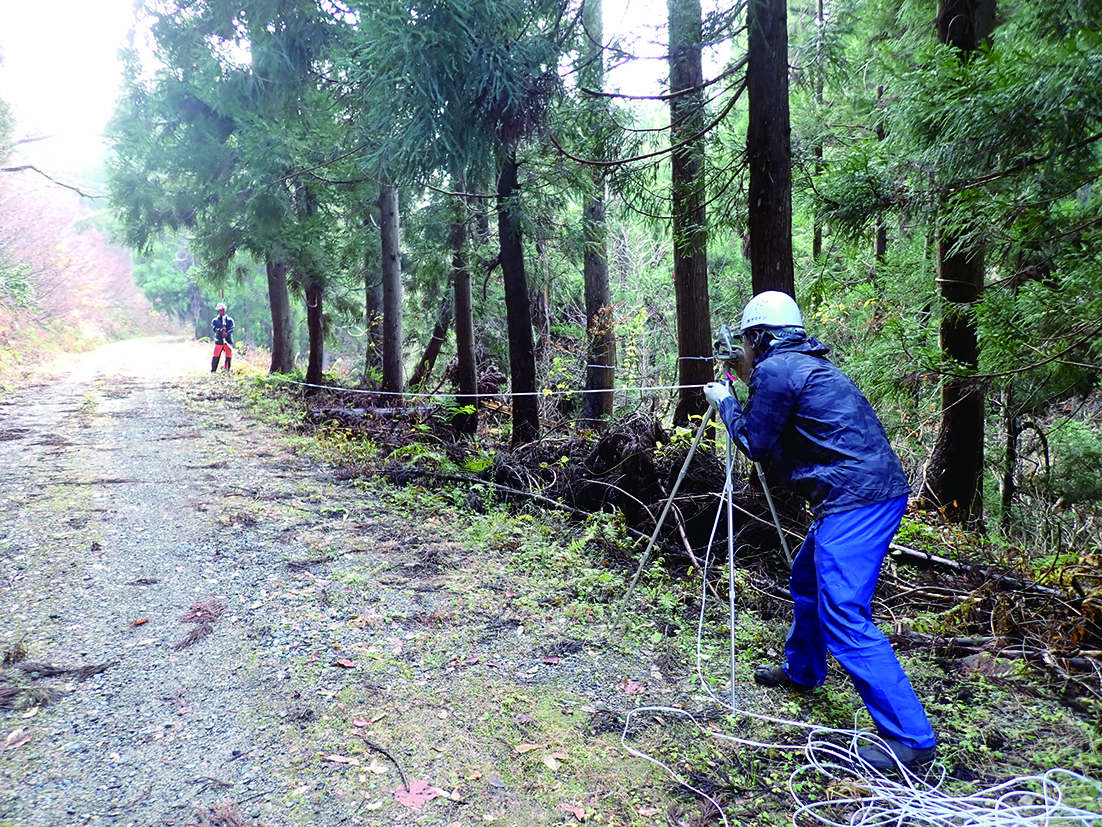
[482,413,809,567]
[296,391,810,568]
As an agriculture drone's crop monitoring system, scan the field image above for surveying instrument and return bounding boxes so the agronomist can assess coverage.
[613,325,793,702]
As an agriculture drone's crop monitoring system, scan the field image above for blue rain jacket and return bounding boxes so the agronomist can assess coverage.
[715,332,910,517]
[212,315,235,346]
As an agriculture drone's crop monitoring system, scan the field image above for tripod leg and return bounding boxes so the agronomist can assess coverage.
[613,405,715,635]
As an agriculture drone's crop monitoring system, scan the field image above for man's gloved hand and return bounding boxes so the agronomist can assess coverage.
[703,382,732,407]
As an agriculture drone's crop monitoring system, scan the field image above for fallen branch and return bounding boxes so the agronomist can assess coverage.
[361,737,409,792]
[13,660,117,680]
[179,598,227,623]
[12,661,70,678]
[887,543,1065,598]
[893,630,1098,671]
[174,622,214,650]
[671,503,724,603]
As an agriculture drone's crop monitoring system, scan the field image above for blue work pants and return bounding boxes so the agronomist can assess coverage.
[783,495,936,749]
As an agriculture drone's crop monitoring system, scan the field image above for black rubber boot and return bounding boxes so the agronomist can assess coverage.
[753,664,814,693]
[224,358,232,372]
[857,737,937,771]
[211,357,219,373]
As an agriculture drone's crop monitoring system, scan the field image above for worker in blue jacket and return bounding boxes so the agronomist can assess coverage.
[704,291,936,771]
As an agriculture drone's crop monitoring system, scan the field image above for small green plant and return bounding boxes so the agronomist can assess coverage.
[461,452,494,474]
[362,364,382,386]
[386,442,445,469]
[432,400,477,426]
[1043,418,1102,502]
[894,517,942,551]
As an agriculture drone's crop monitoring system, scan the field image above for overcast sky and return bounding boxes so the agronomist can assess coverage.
[0,0,671,179]
[0,0,139,174]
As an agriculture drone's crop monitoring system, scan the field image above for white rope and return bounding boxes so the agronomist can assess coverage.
[261,373,708,399]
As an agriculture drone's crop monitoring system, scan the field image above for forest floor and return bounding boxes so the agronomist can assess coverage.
[1,337,1101,827]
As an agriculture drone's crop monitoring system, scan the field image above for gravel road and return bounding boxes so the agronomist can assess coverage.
[0,338,315,825]
[0,337,699,827]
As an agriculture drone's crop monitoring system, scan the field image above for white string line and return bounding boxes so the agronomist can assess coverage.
[261,373,711,399]
[618,442,1102,826]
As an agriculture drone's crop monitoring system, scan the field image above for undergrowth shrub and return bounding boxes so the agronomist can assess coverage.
[1043,418,1102,503]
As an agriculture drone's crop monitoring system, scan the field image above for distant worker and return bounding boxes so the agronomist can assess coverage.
[703,291,937,772]
[211,303,234,373]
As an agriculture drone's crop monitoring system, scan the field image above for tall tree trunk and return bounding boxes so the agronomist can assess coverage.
[304,277,324,390]
[1000,383,1019,534]
[920,239,985,523]
[580,0,615,425]
[747,0,795,296]
[497,154,539,445]
[408,294,452,390]
[379,184,404,399]
[363,216,383,385]
[812,143,824,260]
[668,0,713,427]
[295,183,325,392]
[919,0,995,528]
[451,187,478,435]
[874,86,888,271]
[265,256,295,373]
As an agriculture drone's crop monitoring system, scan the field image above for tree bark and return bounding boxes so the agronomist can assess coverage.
[668,0,713,427]
[919,0,996,528]
[408,293,452,390]
[363,215,383,385]
[304,277,324,390]
[580,0,615,426]
[451,190,478,435]
[265,256,295,373]
[920,239,985,524]
[874,87,888,270]
[937,0,996,48]
[747,0,795,296]
[497,154,539,445]
[379,184,404,399]
[1000,383,1019,534]
[295,183,325,392]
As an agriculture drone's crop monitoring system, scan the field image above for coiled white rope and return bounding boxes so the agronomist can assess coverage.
[616,439,1102,827]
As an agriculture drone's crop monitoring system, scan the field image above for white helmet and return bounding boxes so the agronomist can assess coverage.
[739,291,803,333]
[216,302,227,311]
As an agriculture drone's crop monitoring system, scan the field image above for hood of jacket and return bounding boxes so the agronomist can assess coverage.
[755,329,830,363]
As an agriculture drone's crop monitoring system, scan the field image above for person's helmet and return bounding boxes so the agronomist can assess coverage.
[216,303,227,311]
[739,291,803,333]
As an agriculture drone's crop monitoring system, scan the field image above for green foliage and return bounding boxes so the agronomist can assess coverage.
[460,449,493,475]
[1041,419,1102,502]
[108,0,372,372]
[0,259,33,309]
[347,0,569,176]
[130,236,301,350]
[0,97,13,160]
